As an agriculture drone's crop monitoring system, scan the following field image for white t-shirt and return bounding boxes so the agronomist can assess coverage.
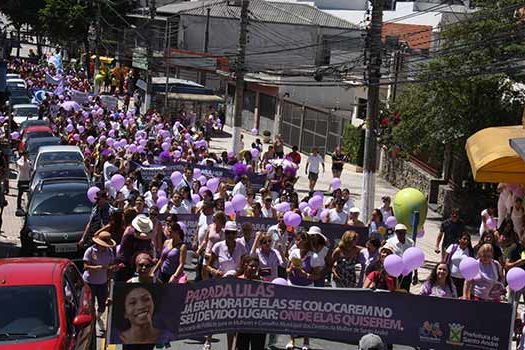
[328,208,348,224]
[17,157,31,182]
[311,246,329,269]
[161,203,190,214]
[197,213,212,243]
[103,161,118,182]
[343,198,355,215]
[446,244,470,278]
[307,155,324,174]
[386,235,414,257]
[232,182,247,197]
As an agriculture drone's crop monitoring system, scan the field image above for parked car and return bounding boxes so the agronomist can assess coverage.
[19,119,49,133]
[6,73,21,79]
[33,145,84,171]
[25,137,62,163]
[18,180,92,257]
[18,125,53,153]
[6,78,26,90]
[29,162,89,194]
[12,104,39,125]
[0,258,96,350]
[6,87,30,108]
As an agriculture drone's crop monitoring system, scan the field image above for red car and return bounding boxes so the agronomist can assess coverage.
[18,125,53,153]
[0,258,96,350]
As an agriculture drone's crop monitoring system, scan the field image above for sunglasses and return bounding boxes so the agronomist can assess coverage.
[138,263,153,268]
[261,240,271,244]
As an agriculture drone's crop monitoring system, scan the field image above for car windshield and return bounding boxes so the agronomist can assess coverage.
[15,108,38,116]
[27,141,60,155]
[0,285,58,341]
[26,132,52,141]
[29,189,92,215]
[40,152,82,164]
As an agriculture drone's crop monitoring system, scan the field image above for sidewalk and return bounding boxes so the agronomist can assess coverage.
[0,168,23,258]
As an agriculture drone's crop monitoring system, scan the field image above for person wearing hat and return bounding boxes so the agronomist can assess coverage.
[117,215,155,282]
[359,333,385,350]
[363,244,398,291]
[261,194,277,219]
[82,231,117,333]
[79,189,114,248]
[386,223,414,291]
[308,226,330,287]
[347,207,366,227]
[206,221,247,278]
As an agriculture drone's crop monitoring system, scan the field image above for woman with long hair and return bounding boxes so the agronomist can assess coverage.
[152,222,187,284]
[363,245,398,291]
[331,230,361,288]
[419,263,457,298]
[443,232,474,297]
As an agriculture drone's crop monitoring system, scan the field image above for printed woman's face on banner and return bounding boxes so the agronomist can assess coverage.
[124,287,155,327]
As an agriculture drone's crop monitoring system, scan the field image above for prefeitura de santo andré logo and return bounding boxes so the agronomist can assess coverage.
[447,323,465,346]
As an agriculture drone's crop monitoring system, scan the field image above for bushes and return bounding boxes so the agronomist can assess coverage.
[342,123,365,167]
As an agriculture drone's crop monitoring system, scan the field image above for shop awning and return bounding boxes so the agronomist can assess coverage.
[90,55,114,64]
[162,92,224,102]
[466,125,525,183]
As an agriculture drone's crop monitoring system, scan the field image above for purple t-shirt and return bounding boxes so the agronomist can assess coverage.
[211,241,247,274]
[82,245,115,285]
[419,281,457,298]
[288,249,314,286]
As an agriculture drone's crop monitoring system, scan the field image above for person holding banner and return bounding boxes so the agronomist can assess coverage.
[419,263,457,298]
[251,231,284,281]
[152,222,187,284]
[464,243,505,301]
[363,245,398,292]
[331,230,361,288]
[207,221,248,278]
[286,231,319,350]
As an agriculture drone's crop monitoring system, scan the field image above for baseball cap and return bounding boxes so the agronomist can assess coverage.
[349,207,360,214]
[359,333,385,350]
[225,221,238,232]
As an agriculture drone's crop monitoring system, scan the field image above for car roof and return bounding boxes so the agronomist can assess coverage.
[6,78,25,83]
[36,162,85,171]
[13,104,38,109]
[38,145,81,153]
[25,125,52,133]
[0,258,68,286]
[37,179,89,192]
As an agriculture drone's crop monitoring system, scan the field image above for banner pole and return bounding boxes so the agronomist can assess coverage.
[105,280,115,350]
[509,290,517,350]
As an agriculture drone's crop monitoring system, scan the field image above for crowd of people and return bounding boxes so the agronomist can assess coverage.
[3,57,524,350]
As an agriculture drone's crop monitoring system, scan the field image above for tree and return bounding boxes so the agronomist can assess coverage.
[386,0,525,168]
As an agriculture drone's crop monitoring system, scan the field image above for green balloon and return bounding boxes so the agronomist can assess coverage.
[393,188,428,234]
[95,74,105,83]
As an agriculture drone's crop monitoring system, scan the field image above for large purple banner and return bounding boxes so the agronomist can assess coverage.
[108,279,512,349]
[174,214,369,246]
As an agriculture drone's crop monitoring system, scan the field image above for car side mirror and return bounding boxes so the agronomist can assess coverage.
[73,314,93,328]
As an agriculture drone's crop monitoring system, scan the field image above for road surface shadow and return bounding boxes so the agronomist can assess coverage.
[0,241,20,258]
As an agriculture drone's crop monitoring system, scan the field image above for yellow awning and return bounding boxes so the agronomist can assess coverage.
[466,125,525,183]
[90,55,114,64]
[163,93,223,102]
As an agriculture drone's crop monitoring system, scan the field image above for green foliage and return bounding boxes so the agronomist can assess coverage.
[386,0,525,160]
[39,0,92,44]
[342,123,365,167]
[0,0,45,28]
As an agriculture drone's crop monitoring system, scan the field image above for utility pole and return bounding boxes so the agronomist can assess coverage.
[163,18,171,114]
[231,0,249,155]
[144,0,156,113]
[361,0,384,221]
[94,0,101,93]
[200,8,211,86]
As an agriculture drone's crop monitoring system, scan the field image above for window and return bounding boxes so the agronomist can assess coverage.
[259,94,276,120]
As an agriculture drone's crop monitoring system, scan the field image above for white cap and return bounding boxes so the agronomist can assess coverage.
[359,333,384,350]
[395,223,408,231]
[349,207,361,214]
[225,221,238,232]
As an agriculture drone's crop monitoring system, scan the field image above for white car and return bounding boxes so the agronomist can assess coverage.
[6,73,21,79]
[12,104,39,125]
[6,78,27,89]
[33,145,85,171]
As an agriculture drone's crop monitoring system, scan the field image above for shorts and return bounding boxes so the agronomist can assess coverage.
[308,172,319,181]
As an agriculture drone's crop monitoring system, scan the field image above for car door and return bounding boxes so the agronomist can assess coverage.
[64,265,95,350]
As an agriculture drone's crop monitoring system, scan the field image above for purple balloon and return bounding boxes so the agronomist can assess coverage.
[86,136,96,145]
[120,139,128,146]
[232,163,247,176]
[108,129,115,137]
[331,177,341,190]
[251,128,258,136]
[232,194,248,212]
[137,145,145,153]
[192,194,201,204]
[224,201,235,216]
[98,121,106,129]
[158,190,167,198]
[313,191,324,198]
[207,178,220,193]
[298,202,308,212]
[73,134,80,141]
[157,196,169,208]
[402,247,425,270]
[10,131,20,140]
[308,196,323,210]
[507,267,525,291]
[272,278,288,286]
[174,150,181,159]
[111,174,125,191]
[284,212,302,227]
[265,164,273,172]
[78,125,85,134]
[385,216,397,229]
[87,186,100,204]
[198,175,207,186]
[106,138,115,147]
[459,257,480,281]
[384,254,404,277]
[170,171,182,186]
[199,186,210,197]
[66,124,74,133]
[194,168,202,178]
[401,264,412,277]
[128,144,137,154]
[99,135,107,143]
[275,202,290,213]
[161,142,170,151]
[227,150,235,158]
